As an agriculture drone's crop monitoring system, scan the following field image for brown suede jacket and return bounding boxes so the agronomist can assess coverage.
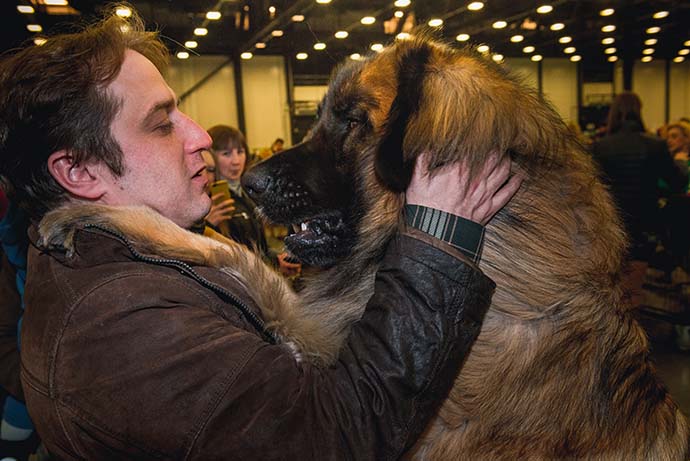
[20,215,494,460]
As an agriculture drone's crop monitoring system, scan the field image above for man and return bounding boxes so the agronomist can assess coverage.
[0,8,520,460]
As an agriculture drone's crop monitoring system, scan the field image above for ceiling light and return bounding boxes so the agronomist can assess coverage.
[608,56,618,62]
[604,47,616,54]
[564,47,576,54]
[468,2,484,11]
[44,0,67,5]
[271,30,284,37]
[673,56,685,63]
[550,23,565,31]
[493,20,507,29]
[17,5,34,13]
[510,35,524,43]
[292,14,305,22]
[492,54,504,62]
[176,51,190,60]
[679,49,690,56]
[255,42,266,49]
[27,24,42,32]
[296,52,308,60]
[646,27,660,34]
[531,54,543,62]
[313,42,326,50]
[602,37,615,45]
[350,53,362,60]
[641,56,653,62]
[361,16,376,25]
[396,32,411,40]
[194,28,208,36]
[241,52,253,59]
[33,37,47,46]
[428,18,444,27]
[558,36,572,44]
[523,45,535,53]
[206,11,221,20]
[601,25,615,33]
[600,8,615,16]
[536,5,553,14]
[394,0,411,6]
[644,38,657,45]
[115,7,132,18]
[570,55,581,62]
[184,41,198,49]
[394,11,404,18]
[477,44,490,53]
[371,43,384,52]
[334,30,348,39]
[642,48,654,55]
[685,40,690,47]
[316,0,332,3]
[653,11,669,19]
[456,33,470,42]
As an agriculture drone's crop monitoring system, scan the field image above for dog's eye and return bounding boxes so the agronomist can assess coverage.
[347,119,360,130]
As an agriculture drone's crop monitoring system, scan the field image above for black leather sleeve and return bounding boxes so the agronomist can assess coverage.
[325,231,495,460]
[187,231,495,461]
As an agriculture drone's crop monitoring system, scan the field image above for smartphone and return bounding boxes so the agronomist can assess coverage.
[209,180,231,205]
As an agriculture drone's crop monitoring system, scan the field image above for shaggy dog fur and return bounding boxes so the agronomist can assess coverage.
[39,36,689,459]
[242,36,690,460]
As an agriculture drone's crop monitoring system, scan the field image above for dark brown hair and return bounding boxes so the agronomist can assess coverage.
[0,4,169,219]
[606,91,645,135]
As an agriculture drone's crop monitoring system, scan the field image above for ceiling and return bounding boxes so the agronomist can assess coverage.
[3,0,690,81]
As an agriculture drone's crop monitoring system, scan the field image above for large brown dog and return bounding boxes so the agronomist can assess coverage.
[240,37,690,459]
[39,36,689,459]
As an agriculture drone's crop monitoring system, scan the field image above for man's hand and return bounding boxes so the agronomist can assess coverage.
[406,151,523,225]
[205,195,236,227]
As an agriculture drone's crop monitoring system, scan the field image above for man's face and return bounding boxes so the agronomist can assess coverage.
[667,127,688,155]
[101,50,212,228]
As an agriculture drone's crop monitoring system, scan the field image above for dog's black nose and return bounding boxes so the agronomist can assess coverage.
[242,169,272,198]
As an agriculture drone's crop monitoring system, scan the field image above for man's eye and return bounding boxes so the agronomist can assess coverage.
[157,121,174,134]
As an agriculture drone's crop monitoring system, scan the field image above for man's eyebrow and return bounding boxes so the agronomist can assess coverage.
[141,98,176,127]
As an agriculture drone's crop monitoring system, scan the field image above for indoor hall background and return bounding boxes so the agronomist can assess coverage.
[1,0,688,416]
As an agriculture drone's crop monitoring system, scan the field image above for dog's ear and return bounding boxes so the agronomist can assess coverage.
[375,43,431,192]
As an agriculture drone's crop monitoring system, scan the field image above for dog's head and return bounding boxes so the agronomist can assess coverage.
[243,36,569,268]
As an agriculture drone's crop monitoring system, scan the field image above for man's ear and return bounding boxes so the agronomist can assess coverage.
[47,150,108,200]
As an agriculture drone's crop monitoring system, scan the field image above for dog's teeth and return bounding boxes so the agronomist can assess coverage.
[301,222,308,231]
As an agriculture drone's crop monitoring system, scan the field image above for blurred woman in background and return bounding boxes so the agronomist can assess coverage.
[207,125,300,276]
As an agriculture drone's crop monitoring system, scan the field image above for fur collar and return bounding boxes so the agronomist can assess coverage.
[37,203,345,365]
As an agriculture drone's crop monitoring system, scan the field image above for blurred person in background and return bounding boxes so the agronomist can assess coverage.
[0,188,45,460]
[591,92,686,303]
[270,137,284,154]
[207,125,300,276]
[666,121,690,188]
[199,149,236,234]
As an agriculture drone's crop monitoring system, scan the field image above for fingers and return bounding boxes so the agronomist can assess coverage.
[490,172,524,213]
[484,155,512,194]
[477,171,524,225]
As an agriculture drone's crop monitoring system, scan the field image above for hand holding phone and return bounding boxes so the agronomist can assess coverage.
[206,180,235,231]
